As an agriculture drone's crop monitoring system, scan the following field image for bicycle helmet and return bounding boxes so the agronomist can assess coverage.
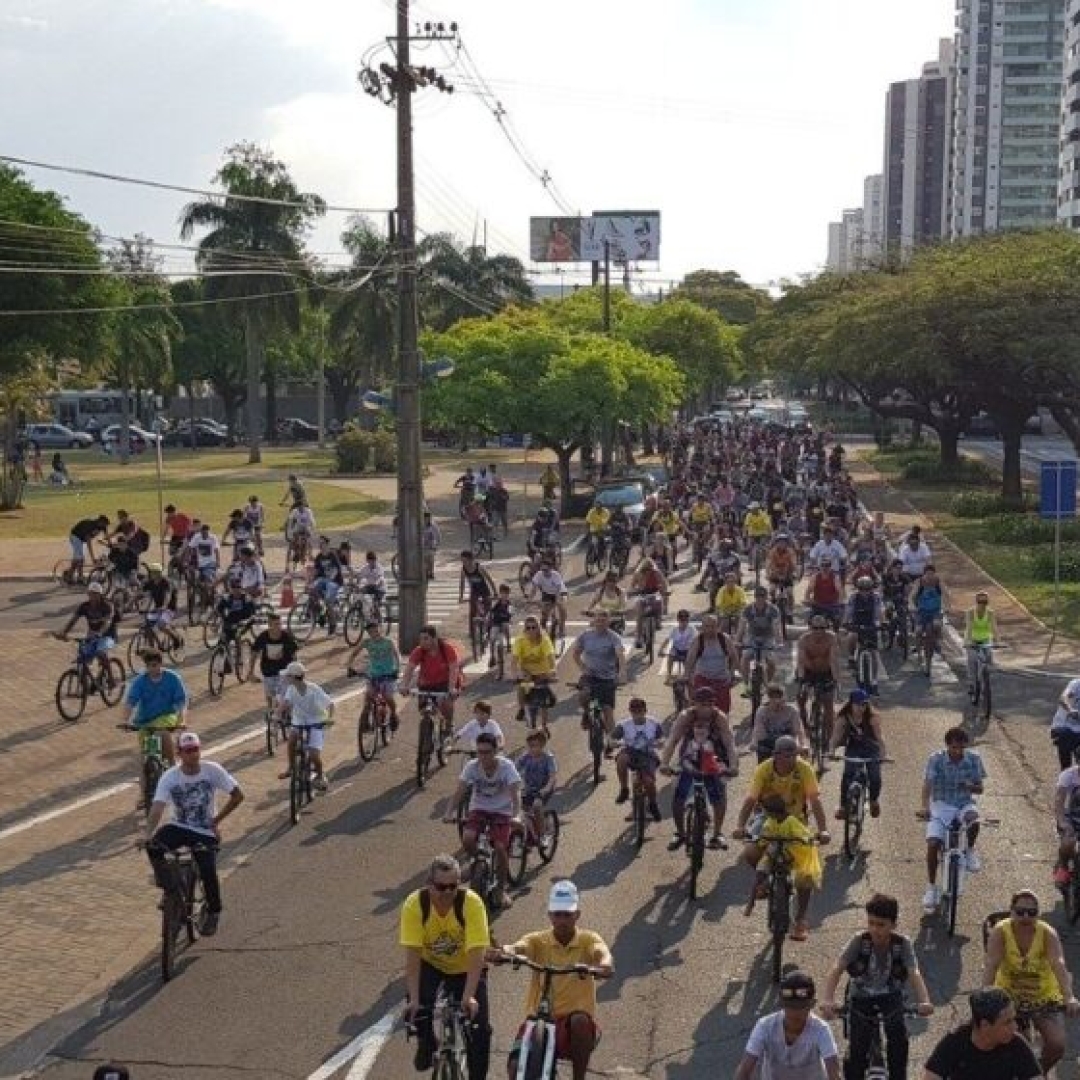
[856,576,874,590]
[146,562,163,574]
[849,688,870,705]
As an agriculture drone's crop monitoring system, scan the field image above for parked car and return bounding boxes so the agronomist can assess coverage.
[20,423,94,449]
[725,388,746,402]
[163,420,232,448]
[591,479,648,526]
[275,417,320,442]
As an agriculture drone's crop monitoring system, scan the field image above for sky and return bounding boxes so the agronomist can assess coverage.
[0,0,954,292]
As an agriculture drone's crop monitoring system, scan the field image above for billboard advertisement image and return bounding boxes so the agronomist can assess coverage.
[581,212,660,262]
[529,217,583,262]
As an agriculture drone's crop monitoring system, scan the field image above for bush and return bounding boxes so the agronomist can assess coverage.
[1031,548,1080,583]
[983,514,1080,546]
[901,455,996,486]
[371,430,397,472]
[335,430,371,473]
[951,491,1038,518]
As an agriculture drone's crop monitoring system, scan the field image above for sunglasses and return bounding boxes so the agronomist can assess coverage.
[179,746,200,753]
[524,623,539,630]
[780,986,815,1002]
[1013,907,1039,917]
[430,880,460,893]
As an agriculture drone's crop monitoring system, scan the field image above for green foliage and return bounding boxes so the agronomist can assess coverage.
[983,514,1080,545]
[670,270,773,326]
[335,429,371,473]
[1031,549,1080,583]
[371,429,397,472]
[900,455,996,486]
[951,491,1038,517]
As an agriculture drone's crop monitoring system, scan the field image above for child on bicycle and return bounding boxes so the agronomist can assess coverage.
[515,728,558,843]
[612,697,664,819]
[662,712,728,850]
[454,700,505,754]
[346,620,400,728]
[664,608,695,686]
[744,793,822,919]
[487,584,514,666]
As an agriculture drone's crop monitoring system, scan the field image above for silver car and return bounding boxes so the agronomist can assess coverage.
[21,423,94,449]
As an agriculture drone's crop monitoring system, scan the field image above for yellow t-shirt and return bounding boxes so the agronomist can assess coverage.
[512,633,557,676]
[715,585,748,617]
[994,919,1062,1008]
[689,505,713,525]
[744,511,772,538]
[749,758,820,821]
[760,814,822,888]
[585,507,611,534]
[656,511,680,537]
[399,888,490,976]
[511,929,608,1018]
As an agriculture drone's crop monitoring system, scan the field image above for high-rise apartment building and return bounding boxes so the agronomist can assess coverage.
[951,0,1064,236]
[1059,0,1080,225]
[825,208,866,273]
[861,174,885,264]
[883,40,954,256]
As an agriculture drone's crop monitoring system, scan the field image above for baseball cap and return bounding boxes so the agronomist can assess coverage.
[548,880,580,913]
[285,661,306,679]
[177,732,201,751]
[849,688,870,705]
[93,1067,130,1080]
[774,735,798,755]
[779,971,816,1004]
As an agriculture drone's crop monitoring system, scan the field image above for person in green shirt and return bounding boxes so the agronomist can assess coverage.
[963,591,999,700]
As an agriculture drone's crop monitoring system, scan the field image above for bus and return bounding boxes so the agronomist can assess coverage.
[49,389,159,433]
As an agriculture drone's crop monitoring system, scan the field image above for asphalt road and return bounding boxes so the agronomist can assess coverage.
[963,434,1080,484]
[11,517,1080,1080]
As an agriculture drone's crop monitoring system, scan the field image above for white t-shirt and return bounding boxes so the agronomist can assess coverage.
[461,756,521,815]
[456,718,505,752]
[153,762,238,836]
[744,1011,838,1080]
[1051,679,1080,732]
[356,563,386,588]
[899,542,932,577]
[283,681,333,727]
[188,532,220,569]
[1057,766,1080,816]
[669,625,696,654]
[532,570,566,596]
[614,718,664,752]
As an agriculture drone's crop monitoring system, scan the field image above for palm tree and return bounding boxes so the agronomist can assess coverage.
[179,143,324,463]
[419,233,533,331]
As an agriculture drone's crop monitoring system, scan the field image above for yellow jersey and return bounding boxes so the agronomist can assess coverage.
[655,511,681,537]
[748,757,819,821]
[509,929,609,1018]
[585,507,611,535]
[689,505,714,526]
[744,511,773,539]
[512,633,557,676]
[994,919,1062,1008]
[399,888,490,976]
[760,814,822,888]
[715,585,748,617]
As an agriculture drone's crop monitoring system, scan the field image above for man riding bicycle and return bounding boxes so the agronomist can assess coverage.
[401,625,462,724]
[569,610,627,751]
[584,501,610,562]
[736,586,783,692]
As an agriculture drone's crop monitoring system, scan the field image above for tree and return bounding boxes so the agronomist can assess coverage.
[179,143,325,463]
[671,270,773,326]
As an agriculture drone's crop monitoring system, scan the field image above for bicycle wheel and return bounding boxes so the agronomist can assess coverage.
[495,640,505,682]
[585,544,599,578]
[188,864,208,941]
[343,603,365,647]
[472,855,493,912]
[980,666,992,721]
[232,639,251,683]
[923,630,934,678]
[200,610,221,650]
[142,754,164,816]
[98,657,126,706]
[127,629,150,671]
[1067,864,1080,925]
[507,827,528,887]
[167,628,186,665]
[287,601,317,643]
[161,888,181,982]
[55,667,87,722]
[843,782,864,861]
[643,616,655,664]
[208,647,227,697]
[358,700,379,762]
[416,714,434,789]
[946,856,961,937]
[470,618,483,664]
[588,715,605,786]
[810,700,826,776]
[289,755,305,825]
[750,665,764,718]
[518,1021,551,1080]
[858,650,874,692]
[898,616,909,661]
[264,709,279,757]
[769,876,791,982]
[52,558,72,586]
[687,799,706,900]
[633,786,647,850]
[433,1054,466,1080]
[538,810,560,863]
[435,715,452,768]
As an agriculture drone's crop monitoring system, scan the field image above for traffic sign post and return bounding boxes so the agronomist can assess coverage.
[1039,460,1078,660]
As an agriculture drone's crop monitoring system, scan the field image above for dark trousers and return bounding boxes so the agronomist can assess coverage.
[845,992,908,1080]
[1052,729,1080,771]
[840,760,882,806]
[416,962,490,1080]
[147,824,222,913]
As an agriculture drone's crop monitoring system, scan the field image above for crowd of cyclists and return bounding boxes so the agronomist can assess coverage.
[42,411,1080,1080]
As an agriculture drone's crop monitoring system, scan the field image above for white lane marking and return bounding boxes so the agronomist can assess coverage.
[305,1009,397,1080]
[0,686,366,846]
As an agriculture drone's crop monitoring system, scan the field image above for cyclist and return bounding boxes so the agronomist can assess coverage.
[460,550,498,632]
[400,625,462,725]
[919,727,986,912]
[443,731,522,910]
[912,565,947,668]
[67,514,110,582]
[804,559,845,629]
[163,504,192,561]
[400,853,491,1077]
[687,491,715,548]
[141,563,182,652]
[881,558,909,627]
[661,705,734,851]
[187,521,221,587]
[276,661,334,790]
[527,501,560,558]
[830,689,887,820]
[221,508,254,559]
[612,697,664,819]
[498,880,613,1080]
[243,494,265,555]
[699,536,741,598]
[685,613,740,714]
[569,610,628,751]
[819,893,933,1080]
[653,498,684,568]
[123,649,189,767]
[105,533,140,596]
[539,464,559,502]
[231,544,266,600]
[628,556,669,651]
[346,619,401,728]
[897,528,931,581]
[663,608,696,686]
[454,466,477,515]
[733,971,841,1080]
[963,590,999,700]
[486,584,514,668]
[983,888,1079,1075]
[843,575,883,691]
[55,581,119,669]
[923,988,1041,1080]
[422,512,441,580]
[751,684,809,763]
[514,728,558,851]
[510,616,557,727]
[584,501,611,563]
[586,570,627,634]
[732,736,830,941]
[765,531,798,597]
[454,701,506,754]
[280,473,306,509]
[285,501,316,565]
[355,551,389,610]
[714,571,748,634]
[808,525,847,582]
[145,731,244,939]
[463,495,493,552]
[215,581,256,659]
[248,611,300,716]
[529,559,568,641]
[736,585,783,693]
[1050,675,1080,770]
[796,615,841,746]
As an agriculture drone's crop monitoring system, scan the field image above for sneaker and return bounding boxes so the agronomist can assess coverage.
[615,787,630,805]
[515,708,525,722]
[313,776,329,792]
[667,834,685,852]
[869,801,881,818]
[922,885,940,911]
[649,801,662,823]
[277,769,292,780]
[201,911,220,937]
[834,807,847,821]
[413,1043,434,1072]
[964,850,981,873]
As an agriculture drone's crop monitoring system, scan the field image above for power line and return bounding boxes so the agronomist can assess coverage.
[0,154,392,215]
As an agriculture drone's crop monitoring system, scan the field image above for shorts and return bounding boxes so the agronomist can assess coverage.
[69,535,86,560]
[465,810,512,849]
[522,790,551,810]
[800,671,835,694]
[197,565,217,583]
[620,748,659,775]
[925,800,978,843]
[669,647,689,663]
[289,722,326,751]
[691,674,731,714]
[580,676,617,709]
[140,711,183,731]
[148,609,175,629]
[312,579,341,603]
[78,636,115,662]
[674,771,725,804]
[367,675,398,697]
[741,642,777,658]
[915,609,941,629]
[261,674,284,700]
[511,1014,600,1061]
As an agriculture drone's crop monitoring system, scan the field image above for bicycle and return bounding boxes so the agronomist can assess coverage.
[852,626,880,695]
[471,520,495,561]
[52,555,109,589]
[127,617,186,671]
[490,954,609,1080]
[584,531,607,578]
[1058,840,1080,925]
[263,693,289,757]
[118,722,173,815]
[668,657,689,714]
[516,678,554,731]
[625,749,655,850]
[288,721,332,825]
[968,642,1000,725]
[632,591,664,665]
[608,534,631,578]
[463,817,503,913]
[571,680,607,786]
[838,999,919,1080]
[536,593,566,651]
[917,809,999,936]
[760,835,818,983]
[414,690,454,790]
[207,631,251,697]
[144,841,214,983]
[882,599,910,660]
[507,802,560,887]
[53,636,126,722]
[770,579,795,641]
[486,619,511,680]
[288,585,346,642]
[690,526,709,573]
[744,642,768,719]
[838,755,891,863]
[343,589,390,646]
[405,983,469,1080]
[356,676,396,762]
[915,616,943,678]
[469,595,491,665]
[800,679,832,777]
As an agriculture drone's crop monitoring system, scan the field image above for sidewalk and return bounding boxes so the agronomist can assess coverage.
[850,455,1080,679]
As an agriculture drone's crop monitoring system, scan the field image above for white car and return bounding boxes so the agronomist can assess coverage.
[101,424,161,453]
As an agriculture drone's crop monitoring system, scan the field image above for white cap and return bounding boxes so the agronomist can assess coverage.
[285,661,306,679]
[548,880,580,913]
[177,732,201,750]
[88,581,105,594]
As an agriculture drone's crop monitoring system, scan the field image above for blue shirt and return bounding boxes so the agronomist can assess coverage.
[915,583,943,615]
[516,751,557,794]
[924,749,986,808]
[126,668,188,726]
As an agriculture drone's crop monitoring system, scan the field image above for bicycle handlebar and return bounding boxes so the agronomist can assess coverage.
[490,954,609,979]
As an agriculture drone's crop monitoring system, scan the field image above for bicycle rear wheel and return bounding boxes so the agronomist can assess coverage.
[518,1020,552,1080]
[55,667,87,721]
[343,604,365,647]
[202,611,223,650]
[538,810,560,864]
[687,798,706,900]
[142,755,164,817]
[517,561,533,596]
[810,700,826,775]
[980,666,992,721]
[161,889,181,982]
[507,827,528,887]
[416,714,434,789]
[127,630,150,671]
[264,709,279,757]
[289,765,304,824]
[208,647,226,697]
[857,649,874,692]
[588,715,605,786]
[287,601,317,643]
[643,616,655,664]
[769,876,791,982]
[946,856,961,937]
[843,782,864,861]
[633,786,647,850]
[357,700,379,761]
[98,657,126,706]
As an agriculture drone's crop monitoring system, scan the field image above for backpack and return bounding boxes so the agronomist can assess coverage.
[419,887,467,927]
[131,527,151,555]
[845,932,908,985]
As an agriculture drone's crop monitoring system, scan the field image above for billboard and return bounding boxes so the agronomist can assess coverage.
[530,217,583,262]
[581,212,660,262]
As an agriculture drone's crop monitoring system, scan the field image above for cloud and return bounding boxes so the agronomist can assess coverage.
[1,13,49,30]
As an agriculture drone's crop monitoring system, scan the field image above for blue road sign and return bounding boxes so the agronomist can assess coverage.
[1040,460,1078,520]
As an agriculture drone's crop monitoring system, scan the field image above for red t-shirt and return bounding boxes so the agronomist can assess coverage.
[166,512,192,540]
[409,641,459,688]
[810,573,840,605]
